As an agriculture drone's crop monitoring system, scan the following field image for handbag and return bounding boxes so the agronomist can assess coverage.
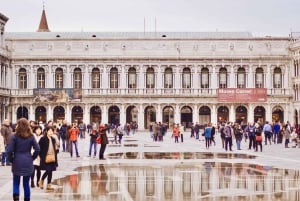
[96,136,102,144]
[256,135,262,141]
[45,153,55,163]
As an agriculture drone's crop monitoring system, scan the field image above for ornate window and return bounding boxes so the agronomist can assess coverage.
[110,67,118,88]
[219,68,227,88]
[55,68,64,89]
[146,67,155,88]
[273,67,282,88]
[201,68,209,88]
[255,68,264,88]
[128,67,136,88]
[182,68,191,88]
[19,68,27,89]
[73,68,82,89]
[237,67,246,88]
[164,68,173,88]
[91,68,100,88]
[37,68,45,88]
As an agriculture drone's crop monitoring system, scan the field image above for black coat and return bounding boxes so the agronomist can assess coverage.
[39,136,58,170]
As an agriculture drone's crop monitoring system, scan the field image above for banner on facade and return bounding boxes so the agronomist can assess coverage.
[33,88,82,103]
[217,88,267,102]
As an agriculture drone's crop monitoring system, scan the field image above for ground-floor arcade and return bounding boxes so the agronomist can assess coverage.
[10,101,293,129]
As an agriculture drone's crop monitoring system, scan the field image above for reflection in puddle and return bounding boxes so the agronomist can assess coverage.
[107,152,256,160]
[53,163,300,201]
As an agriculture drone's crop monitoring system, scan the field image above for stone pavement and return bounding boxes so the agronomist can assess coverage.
[0,131,300,201]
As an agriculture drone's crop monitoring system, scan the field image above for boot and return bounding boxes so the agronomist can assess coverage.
[38,180,44,189]
[24,198,30,201]
[46,183,54,191]
[13,194,19,201]
[31,179,35,188]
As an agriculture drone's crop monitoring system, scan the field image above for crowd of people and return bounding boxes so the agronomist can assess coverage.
[1,117,299,201]
[0,118,110,201]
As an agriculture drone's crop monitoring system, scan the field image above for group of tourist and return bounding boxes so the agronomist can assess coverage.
[0,118,109,201]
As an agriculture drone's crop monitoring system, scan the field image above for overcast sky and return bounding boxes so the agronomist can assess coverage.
[1,0,300,36]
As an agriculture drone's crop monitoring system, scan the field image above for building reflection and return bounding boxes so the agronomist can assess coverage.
[53,162,300,201]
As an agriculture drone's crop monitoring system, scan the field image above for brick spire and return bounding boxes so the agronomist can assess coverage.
[37,4,50,32]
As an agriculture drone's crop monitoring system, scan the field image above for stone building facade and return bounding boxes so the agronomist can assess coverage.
[1,10,300,129]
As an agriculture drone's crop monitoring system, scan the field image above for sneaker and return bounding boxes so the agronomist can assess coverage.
[76,155,80,158]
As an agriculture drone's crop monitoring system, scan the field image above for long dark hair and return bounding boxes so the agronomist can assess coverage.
[15,118,33,139]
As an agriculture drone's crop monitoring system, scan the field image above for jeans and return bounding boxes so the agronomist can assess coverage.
[13,175,31,199]
[70,141,79,157]
[89,141,97,156]
[61,138,66,152]
[1,145,8,165]
[236,139,241,150]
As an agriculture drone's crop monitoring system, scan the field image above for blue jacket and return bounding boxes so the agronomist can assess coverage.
[204,127,212,138]
[6,134,40,176]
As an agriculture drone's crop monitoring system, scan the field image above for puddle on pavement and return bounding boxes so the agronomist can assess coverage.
[53,162,300,201]
[106,152,256,160]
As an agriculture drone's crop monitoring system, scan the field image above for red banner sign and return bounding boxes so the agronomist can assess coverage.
[217,88,267,102]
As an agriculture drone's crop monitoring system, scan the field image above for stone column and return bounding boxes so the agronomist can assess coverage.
[265,65,271,89]
[84,104,89,124]
[102,104,108,124]
[138,104,144,130]
[157,104,162,123]
[193,104,198,124]
[47,104,52,121]
[120,104,126,124]
[174,104,180,124]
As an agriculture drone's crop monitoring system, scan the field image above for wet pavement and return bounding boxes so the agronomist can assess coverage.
[1,131,300,201]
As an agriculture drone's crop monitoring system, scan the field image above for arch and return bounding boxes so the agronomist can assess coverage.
[146,67,155,88]
[254,106,266,124]
[217,106,229,123]
[237,67,246,88]
[72,106,83,123]
[108,105,120,125]
[17,106,29,120]
[235,105,248,124]
[126,105,138,124]
[273,67,282,88]
[219,68,227,88]
[35,106,47,122]
[53,106,65,123]
[90,106,101,124]
[19,68,27,89]
[37,68,45,88]
[55,68,64,88]
[144,106,156,129]
[201,68,209,88]
[110,67,118,88]
[255,67,264,88]
[182,68,191,88]
[272,106,284,123]
[199,106,211,125]
[73,68,82,89]
[164,68,173,88]
[181,106,193,128]
[128,67,137,88]
[162,106,174,129]
[91,68,101,88]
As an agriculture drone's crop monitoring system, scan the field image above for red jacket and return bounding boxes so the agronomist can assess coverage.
[69,127,79,141]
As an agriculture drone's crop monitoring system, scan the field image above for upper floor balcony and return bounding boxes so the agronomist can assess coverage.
[9,87,291,100]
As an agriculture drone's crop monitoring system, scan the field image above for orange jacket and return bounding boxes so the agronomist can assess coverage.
[173,127,179,137]
[69,127,79,141]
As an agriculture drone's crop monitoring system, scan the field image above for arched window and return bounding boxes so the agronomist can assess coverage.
[37,68,45,88]
[255,68,264,88]
[219,68,227,88]
[55,68,64,88]
[164,68,173,88]
[201,68,209,88]
[146,68,155,88]
[128,67,136,88]
[73,68,82,89]
[237,67,246,88]
[273,67,282,88]
[110,67,118,88]
[19,68,27,89]
[182,68,191,88]
[91,68,100,88]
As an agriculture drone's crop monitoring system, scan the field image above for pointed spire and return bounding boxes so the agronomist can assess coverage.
[37,3,50,32]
